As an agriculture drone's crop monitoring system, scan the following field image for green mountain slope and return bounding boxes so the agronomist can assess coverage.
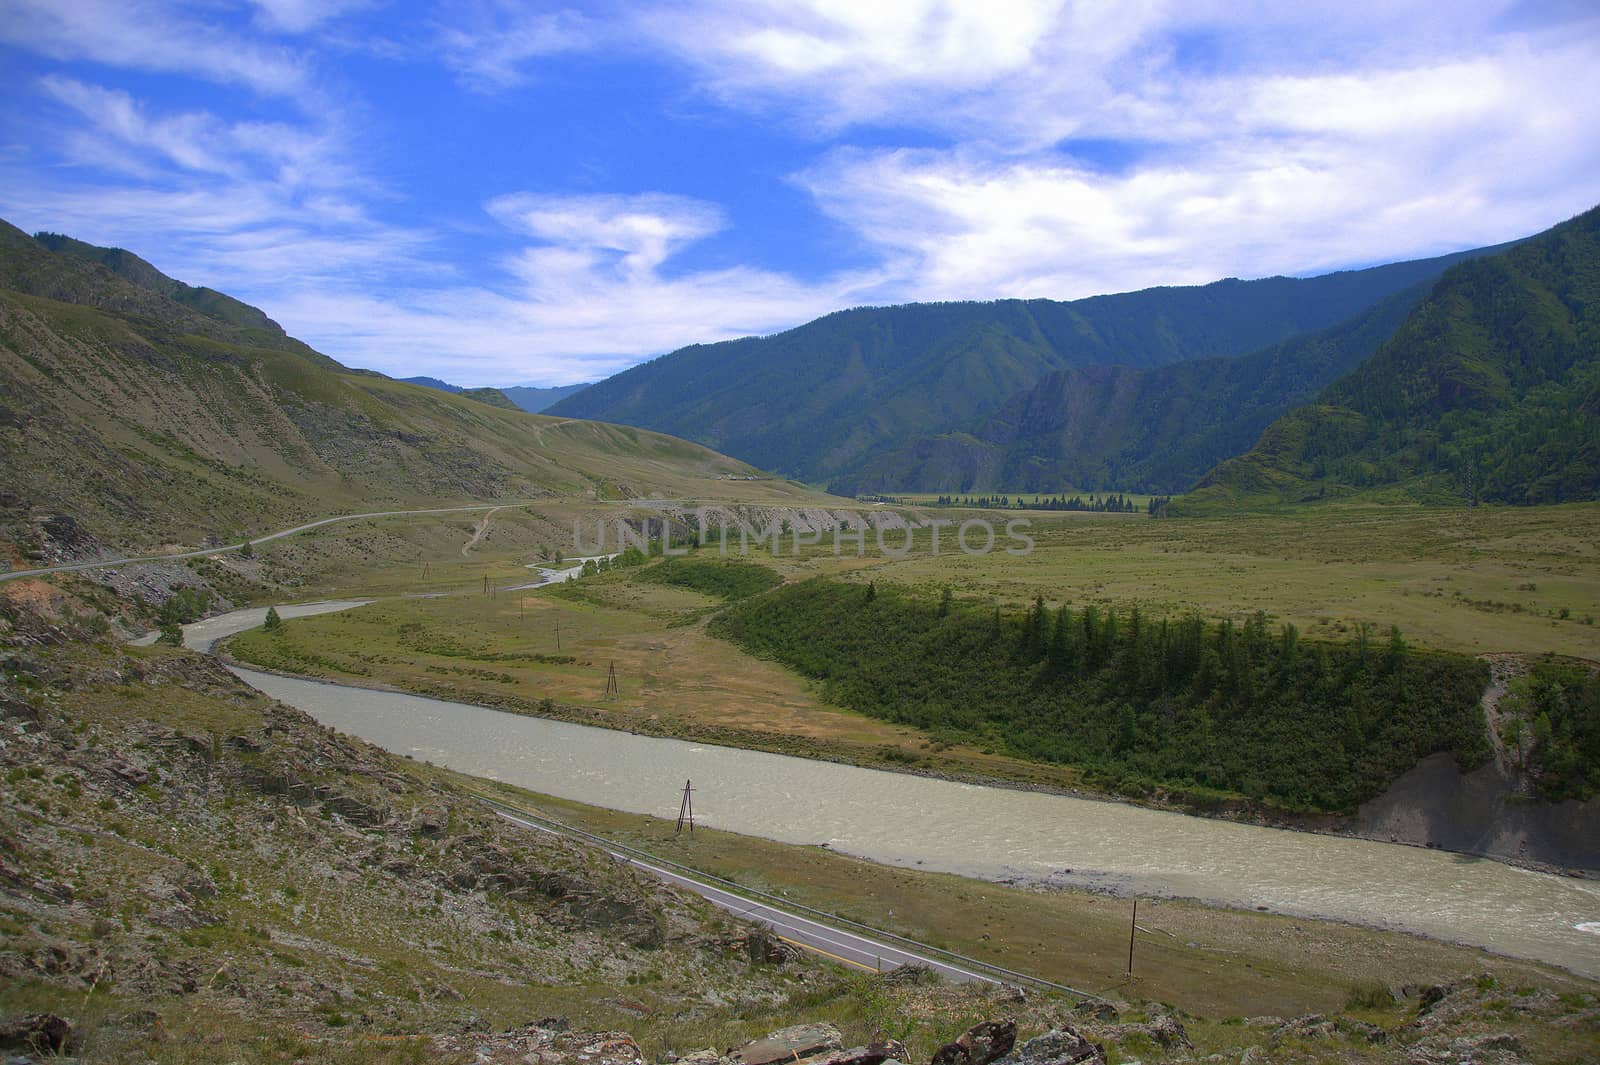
[1186,205,1600,509]
[836,279,1439,495]
[550,244,1514,485]
[0,221,816,551]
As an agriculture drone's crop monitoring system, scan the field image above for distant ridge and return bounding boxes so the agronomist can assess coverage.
[401,378,590,413]
[551,241,1520,487]
[398,376,520,410]
[501,382,591,414]
[833,277,1456,495]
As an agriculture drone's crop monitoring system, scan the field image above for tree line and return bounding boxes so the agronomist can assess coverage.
[930,493,1141,512]
[710,579,1491,812]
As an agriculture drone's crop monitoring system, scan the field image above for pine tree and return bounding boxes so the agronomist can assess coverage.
[1048,605,1074,674]
[1023,594,1049,661]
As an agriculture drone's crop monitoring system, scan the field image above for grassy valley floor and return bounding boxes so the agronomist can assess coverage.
[221,501,1600,827]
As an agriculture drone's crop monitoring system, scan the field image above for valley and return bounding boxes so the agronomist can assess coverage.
[4,203,1599,1065]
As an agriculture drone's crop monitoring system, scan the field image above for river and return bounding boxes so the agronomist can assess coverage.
[189,605,1600,977]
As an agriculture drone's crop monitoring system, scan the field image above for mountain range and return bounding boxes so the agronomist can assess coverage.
[833,277,1445,495]
[8,201,1594,552]
[549,242,1517,491]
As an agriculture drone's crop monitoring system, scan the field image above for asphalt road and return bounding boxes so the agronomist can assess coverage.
[491,807,997,985]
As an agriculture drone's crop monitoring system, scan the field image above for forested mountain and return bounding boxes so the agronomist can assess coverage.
[1186,205,1600,509]
[834,280,1438,494]
[551,243,1512,487]
[0,221,805,551]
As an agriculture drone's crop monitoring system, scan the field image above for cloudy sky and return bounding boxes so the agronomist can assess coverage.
[2,1,1598,385]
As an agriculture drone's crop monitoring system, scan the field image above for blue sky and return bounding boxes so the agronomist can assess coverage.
[3,1,1599,386]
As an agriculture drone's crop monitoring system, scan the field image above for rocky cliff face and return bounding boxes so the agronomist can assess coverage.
[1349,752,1599,873]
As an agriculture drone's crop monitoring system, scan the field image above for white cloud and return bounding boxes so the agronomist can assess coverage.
[435,4,594,90]
[798,31,1600,302]
[4,0,1600,389]
[254,192,891,383]
[0,0,312,100]
[4,73,423,299]
[249,0,371,35]
[488,192,725,278]
[633,0,1543,141]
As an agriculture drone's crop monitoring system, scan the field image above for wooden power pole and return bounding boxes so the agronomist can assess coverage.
[604,659,619,699]
[675,779,695,835]
[1126,898,1138,977]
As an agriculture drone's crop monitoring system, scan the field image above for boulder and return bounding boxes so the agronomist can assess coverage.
[0,694,39,721]
[0,1012,74,1055]
[809,1041,908,1065]
[993,1027,1104,1065]
[731,1023,844,1065]
[1069,1001,1119,1024]
[879,964,938,986]
[677,1051,724,1065]
[1097,1013,1191,1052]
[743,927,802,966]
[931,1020,1016,1065]
[1271,1014,1337,1041]
[1405,1031,1529,1065]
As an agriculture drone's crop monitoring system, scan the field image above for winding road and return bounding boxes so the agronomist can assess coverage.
[486,804,1064,989]
[1,501,547,584]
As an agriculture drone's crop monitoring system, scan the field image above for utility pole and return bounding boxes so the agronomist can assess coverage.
[555,619,561,651]
[604,660,619,699]
[675,779,695,835]
[1126,898,1138,978]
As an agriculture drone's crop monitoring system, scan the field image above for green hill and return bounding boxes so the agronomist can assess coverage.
[834,279,1439,495]
[0,221,819,552]
[1186,205,1600,510]
[550,244,1514,487]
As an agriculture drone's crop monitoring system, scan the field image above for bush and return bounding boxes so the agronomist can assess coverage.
[636,557,782,600]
